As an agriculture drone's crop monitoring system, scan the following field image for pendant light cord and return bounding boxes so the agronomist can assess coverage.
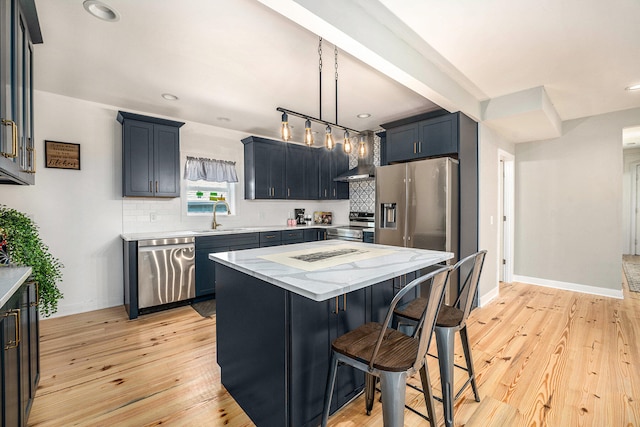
[335,45,338,125]
[318,37,323,121]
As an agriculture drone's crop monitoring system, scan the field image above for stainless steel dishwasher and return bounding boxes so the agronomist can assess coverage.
[137,237,195,309]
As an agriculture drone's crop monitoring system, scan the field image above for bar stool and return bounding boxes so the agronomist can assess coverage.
[321,266,452,427]
[394,250,487,427]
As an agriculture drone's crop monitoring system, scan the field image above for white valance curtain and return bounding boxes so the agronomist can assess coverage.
[184,156,238,183]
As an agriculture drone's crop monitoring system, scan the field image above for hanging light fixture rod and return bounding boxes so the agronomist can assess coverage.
[276,107,361,136]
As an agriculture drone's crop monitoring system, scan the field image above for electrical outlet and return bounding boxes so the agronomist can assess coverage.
[150,212,157,222]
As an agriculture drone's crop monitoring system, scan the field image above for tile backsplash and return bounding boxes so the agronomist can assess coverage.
[348,131,380,213]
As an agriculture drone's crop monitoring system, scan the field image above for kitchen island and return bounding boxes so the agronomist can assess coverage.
[210,240,452,427]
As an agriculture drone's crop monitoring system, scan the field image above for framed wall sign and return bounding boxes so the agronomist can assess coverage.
[45,140,81,170]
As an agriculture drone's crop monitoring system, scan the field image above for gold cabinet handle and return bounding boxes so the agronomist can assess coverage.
[155,181,159,193]
[1,119,18,159]
[413,142,417,154]
[334,296,339,314]
[4,309,20,350]
[343,293,347,311]
[149,181,153,193]
[287,188,290,197]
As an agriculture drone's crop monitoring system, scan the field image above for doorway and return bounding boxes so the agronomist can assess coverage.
[498,150,514,283]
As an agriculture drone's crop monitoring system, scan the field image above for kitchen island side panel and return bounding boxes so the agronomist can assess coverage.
[216,264,287,427]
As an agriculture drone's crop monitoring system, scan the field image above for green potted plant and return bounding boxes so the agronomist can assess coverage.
[0,205,63,317]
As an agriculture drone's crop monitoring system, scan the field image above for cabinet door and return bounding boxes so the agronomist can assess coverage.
[0,0,34,185]
[318,150,332,200]
[331,289,367,410]
[305,148,319,200]
[123,120,154,196]
[285,144,306,199]
[419,114,458,157]
[386,122,419,163]
[269,144,286,199]
[1,293,21,427]
[195,247,223,297]
[27,283,38,406]
[332,147,349,200]
[290,293,331,426]
[154,124,180,197]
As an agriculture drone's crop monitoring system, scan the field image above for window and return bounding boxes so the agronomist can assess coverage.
[186,180,235,215]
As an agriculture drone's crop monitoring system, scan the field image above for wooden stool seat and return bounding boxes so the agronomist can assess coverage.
[397,299,464,328]
[332,322,419,372]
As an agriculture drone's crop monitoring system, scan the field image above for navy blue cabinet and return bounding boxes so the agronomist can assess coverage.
[1,280,39,426]
[243,136,286,199]
[384,111,459,163]
[0,0,40,185]
[195,233,260,297]
[259,231,281,247]
[286,144,318,200]
[118,111,184,198]
[318,144,349,200]
[304,228,326,242]
[282,229,304,244]
[243,136,347,200]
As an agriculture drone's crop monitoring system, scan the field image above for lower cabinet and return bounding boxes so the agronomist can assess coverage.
[195,233,260,298]
[1,281,39,427]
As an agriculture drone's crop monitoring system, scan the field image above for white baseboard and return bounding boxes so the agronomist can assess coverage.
[513,275,623,299]
[478,286,500,307]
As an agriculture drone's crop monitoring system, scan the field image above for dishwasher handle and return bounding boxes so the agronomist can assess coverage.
[138,243,195,252]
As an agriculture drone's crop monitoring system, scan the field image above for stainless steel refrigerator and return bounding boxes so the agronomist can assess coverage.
[375,157,459,302]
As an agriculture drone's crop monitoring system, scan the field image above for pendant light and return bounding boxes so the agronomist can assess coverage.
[304,119,314,146]
[358,135,366,157]
[343,130,352,154]
[281,112,291,141]
[325,125,335,150]
[277,37,363,149]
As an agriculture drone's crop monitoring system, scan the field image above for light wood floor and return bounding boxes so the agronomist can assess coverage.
[28,271,640,426]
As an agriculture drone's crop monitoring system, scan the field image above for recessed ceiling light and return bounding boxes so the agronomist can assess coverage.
[161,93,179,101]
[626,84,640,91]
[357,113,371,119]
[83,0,120,22]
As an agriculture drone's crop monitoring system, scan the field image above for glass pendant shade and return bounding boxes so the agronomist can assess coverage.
[343,130,352,154]
[358,136,366,157]
[304,119,314,146]
[324,125,335,150]
[281,112,291,141]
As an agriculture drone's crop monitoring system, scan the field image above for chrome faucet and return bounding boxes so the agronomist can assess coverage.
[212,200,231,229]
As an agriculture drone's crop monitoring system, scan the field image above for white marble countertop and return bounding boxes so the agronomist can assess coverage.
[210,240,452,301]
[121,224,345,242]
[0,266,32,307]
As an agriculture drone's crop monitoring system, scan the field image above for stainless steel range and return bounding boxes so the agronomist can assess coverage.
[326,212,375,241]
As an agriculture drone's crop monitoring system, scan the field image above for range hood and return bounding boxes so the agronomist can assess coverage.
[333,131,375,182]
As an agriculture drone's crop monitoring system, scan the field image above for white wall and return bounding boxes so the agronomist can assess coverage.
[477,124,515,305]
[514,108,640,297]
[1,90,348,318]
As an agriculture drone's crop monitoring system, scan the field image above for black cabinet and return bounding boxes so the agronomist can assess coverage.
[117,111,184,198]
[242,136,286,199]
[286,144,318,200]
[259,231,281,247]
[318,144,349,200]
[363,230,374,244]
[0,0,40,185]
[384,111,459,163]
[281,229,304,245]
[195,233,260,297]
[1,279,39,426]
[243,136,347,200]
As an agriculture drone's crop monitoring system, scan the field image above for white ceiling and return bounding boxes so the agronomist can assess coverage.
[33,0,640,145]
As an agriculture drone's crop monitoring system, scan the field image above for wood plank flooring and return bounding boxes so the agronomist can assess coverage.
[28,269,640,426]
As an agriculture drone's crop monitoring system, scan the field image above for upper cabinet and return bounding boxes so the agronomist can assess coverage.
[242,136,286,199]
[383,112,459,163]
[243,136,348,201]
[0,0,42,185]
[117,111,184,198]
[318,144,349,200]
